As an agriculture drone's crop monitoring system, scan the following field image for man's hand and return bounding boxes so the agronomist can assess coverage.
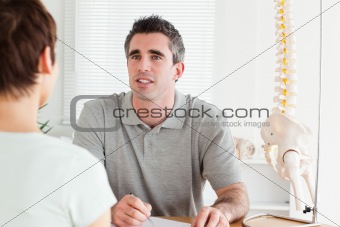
[111,194,152,227]
[191,206,230,227]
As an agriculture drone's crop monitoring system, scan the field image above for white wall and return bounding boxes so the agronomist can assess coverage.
[41,0,72,138]
[317,0,340,225]
[41,0,339,225]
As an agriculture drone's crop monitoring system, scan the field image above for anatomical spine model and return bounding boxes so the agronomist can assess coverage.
[260,0,315,211]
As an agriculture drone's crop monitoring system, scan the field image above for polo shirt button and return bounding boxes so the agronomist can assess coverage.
[149,134,152,136]
[149,144,152,147]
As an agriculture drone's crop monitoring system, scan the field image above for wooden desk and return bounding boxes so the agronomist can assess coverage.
[161,216,243,227]
[161,216,333,227]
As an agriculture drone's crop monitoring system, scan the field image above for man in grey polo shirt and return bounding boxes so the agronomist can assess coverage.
[73,15,249,227]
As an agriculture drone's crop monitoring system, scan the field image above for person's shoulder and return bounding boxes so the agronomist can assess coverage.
[181,94,229,136]
[192,96,221,111]
[178,91,220,111]
[186,95,223,120]
[39,135,99,163]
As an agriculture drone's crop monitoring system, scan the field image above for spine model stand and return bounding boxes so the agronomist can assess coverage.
[260,0,315,212]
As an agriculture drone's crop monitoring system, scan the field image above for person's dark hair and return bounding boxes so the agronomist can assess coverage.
[124,15,185,65]
[0,0,57,98]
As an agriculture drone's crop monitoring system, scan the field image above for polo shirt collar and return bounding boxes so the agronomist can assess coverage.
[121,90,188,129]
[121,91,142,126]
[160,90,187,129]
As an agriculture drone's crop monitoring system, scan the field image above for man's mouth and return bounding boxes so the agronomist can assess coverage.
[137,79,151,84]
[136,78,154,84]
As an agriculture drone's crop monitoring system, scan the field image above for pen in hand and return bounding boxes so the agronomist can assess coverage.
[129,193,155,227]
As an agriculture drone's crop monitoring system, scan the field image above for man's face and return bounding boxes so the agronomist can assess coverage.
[127,32,182,103]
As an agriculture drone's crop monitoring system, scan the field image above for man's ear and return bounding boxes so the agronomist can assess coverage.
[38,47,53,75]
[173,62,185,81]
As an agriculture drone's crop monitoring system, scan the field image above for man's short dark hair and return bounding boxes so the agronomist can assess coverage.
[0,0,57,99]
[124,15,185,65]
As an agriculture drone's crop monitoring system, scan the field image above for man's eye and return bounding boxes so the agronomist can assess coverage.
[131,55,140,60]
[152,56,161,60]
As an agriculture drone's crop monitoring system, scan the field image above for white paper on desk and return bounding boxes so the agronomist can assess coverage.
[111,217,191,227]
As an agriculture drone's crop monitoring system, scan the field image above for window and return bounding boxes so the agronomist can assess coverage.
[63,0,215,123]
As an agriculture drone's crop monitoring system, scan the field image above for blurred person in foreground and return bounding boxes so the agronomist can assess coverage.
[0,0,116,226]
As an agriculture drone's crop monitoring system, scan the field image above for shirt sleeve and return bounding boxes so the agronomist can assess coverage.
[63,151,117,227]
[201,118,243,190]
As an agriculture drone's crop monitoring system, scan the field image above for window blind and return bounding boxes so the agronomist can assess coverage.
[63,0,215,123]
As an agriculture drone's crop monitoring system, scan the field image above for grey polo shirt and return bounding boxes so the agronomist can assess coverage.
[73,90,242,216]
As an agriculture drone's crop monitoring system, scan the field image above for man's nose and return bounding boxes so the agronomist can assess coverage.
[138,57,151,72]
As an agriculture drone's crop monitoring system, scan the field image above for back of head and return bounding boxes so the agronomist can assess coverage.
[124,15,185,65]
[0,0,56,99]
